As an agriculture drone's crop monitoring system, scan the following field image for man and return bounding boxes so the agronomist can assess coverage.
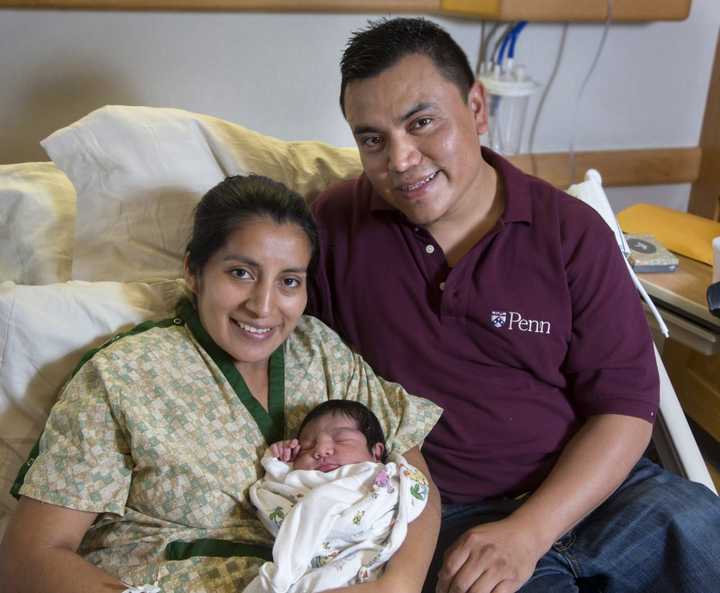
[308,16,720,593]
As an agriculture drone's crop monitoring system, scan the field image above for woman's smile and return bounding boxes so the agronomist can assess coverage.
[232,318,275,338]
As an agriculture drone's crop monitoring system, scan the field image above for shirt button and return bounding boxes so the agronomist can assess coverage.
[173,317,184,326]
[439,282,446,291]
[425,244,435,254]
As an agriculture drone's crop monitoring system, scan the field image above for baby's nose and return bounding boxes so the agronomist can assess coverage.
[314,442,334,458]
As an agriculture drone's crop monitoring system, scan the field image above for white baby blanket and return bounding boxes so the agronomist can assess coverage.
[245,452,429,593]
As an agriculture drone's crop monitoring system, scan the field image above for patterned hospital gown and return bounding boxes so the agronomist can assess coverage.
[17,301,442,592]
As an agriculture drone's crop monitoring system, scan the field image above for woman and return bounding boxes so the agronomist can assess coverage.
[0,175,441,593]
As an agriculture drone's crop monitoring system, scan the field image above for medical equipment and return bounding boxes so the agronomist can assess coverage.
[477,21,539,156]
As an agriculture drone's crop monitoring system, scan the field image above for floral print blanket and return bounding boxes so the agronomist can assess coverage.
[245,451,428,593]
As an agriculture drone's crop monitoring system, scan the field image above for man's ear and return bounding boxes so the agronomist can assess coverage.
[371,442,385,462]
[183,254,198,294]
[468,80,489,136]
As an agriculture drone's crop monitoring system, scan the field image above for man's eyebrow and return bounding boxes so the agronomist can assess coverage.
[399,102,434,122]
[353,124,379,136]
[352,102,435,136]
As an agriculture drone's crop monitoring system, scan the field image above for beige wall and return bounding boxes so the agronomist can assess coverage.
[1,1,719,211]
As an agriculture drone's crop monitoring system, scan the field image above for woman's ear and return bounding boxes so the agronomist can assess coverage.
[183,254,197,294]
[371,442,385,462]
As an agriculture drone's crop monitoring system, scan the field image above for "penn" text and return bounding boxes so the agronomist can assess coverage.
[507,312,551,335]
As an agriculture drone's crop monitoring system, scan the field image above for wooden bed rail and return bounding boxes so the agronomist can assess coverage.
[508,147,701,188]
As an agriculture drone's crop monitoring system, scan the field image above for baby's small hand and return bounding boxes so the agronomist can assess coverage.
[270,439,301,463]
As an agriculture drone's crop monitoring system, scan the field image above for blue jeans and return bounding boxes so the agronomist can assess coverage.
[424,458,720,593]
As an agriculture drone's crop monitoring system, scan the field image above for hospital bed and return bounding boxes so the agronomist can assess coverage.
[0,105,715,540]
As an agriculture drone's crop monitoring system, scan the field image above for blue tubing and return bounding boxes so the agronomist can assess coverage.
[508,21,528,60]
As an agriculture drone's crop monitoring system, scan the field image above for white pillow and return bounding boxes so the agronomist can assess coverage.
[0,162,76,284]
[43,105,362,283]
[0,278,185,534]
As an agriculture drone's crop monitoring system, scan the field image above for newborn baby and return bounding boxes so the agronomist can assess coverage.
[245,400,430,593]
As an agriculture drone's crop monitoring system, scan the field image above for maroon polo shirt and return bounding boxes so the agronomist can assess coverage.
[308,148,659,503]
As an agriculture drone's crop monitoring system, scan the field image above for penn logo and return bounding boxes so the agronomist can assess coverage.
[490,311,507,328]
[490,311,551,335]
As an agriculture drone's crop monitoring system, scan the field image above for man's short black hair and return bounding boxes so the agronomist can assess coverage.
[297,400,388,463]
[339,17,475,116]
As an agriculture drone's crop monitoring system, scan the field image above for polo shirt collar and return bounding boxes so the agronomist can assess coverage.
[482,147,533,226]
[366,147,534,225]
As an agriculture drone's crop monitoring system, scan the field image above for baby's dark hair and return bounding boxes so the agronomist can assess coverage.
[298,400,388,463]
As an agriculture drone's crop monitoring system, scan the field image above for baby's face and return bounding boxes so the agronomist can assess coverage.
[294,413,383,472]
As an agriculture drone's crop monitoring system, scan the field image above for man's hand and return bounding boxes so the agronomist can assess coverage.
[270,438,301,462]
[436,517,547,593]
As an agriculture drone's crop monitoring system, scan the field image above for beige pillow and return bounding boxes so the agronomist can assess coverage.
[43,106,361,282]
[0,162,76,284]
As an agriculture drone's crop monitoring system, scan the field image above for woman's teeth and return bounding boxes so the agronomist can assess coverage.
[236,321,272,334]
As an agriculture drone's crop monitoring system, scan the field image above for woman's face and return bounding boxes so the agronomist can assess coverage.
[186,217,312,372]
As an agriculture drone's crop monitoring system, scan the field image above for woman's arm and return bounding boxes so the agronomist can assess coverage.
[324,445,441,593]
[0,497,127,593]
[379,446,441,592]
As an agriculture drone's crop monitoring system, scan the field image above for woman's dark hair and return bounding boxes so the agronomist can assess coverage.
[340,17,475,115]
[298,400,388,463]
[185,174,318,277]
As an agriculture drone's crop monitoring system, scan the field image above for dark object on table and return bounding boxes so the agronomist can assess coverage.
[626,234,678,273]
[708,282,720,318]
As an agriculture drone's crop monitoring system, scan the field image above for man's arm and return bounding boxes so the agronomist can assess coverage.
[0,497,127,593]
[324,445,441,593]
[436,413,653,593]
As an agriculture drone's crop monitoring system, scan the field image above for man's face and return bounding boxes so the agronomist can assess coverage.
[343,53,489,230]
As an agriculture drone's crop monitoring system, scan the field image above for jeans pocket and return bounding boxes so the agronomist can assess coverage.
[552,529,576,552]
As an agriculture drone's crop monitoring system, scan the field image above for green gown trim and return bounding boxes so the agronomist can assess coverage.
[177,299,285,445]
[168,300,284,561]
[164,539,272,562]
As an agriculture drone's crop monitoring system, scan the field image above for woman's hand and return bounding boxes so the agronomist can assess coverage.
[270,438,301,462]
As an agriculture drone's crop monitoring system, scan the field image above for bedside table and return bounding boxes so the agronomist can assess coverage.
[637,254,720,441]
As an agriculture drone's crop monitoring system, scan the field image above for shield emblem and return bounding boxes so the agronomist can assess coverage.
[490,311,507,328]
